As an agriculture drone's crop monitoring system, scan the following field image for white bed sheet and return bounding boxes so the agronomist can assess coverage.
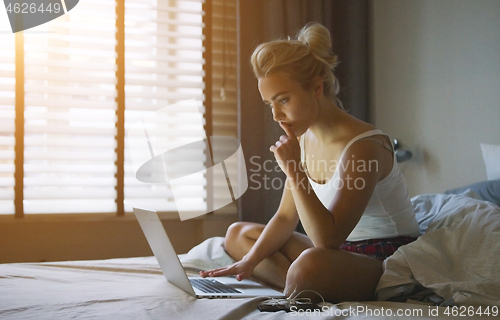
[1,243,493,319]
[0,255,471,320]
[2,194,499,319]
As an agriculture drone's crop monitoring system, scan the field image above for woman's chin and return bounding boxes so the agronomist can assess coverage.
[294,127,307,137]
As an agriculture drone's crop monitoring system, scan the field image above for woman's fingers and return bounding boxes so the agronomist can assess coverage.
[236,270,251,281]
[199,267,224,277]
[199,260,256,282]
[208,268,232,277]
[199,266,234,278]
[279,122,296,139]
[270,138,287,153]
[199,265,250,281]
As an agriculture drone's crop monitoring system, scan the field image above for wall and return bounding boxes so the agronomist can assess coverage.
[370,0,500,196]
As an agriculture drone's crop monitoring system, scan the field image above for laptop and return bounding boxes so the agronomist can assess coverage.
[133,207,285,299]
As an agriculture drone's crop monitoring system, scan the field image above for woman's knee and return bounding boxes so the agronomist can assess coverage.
[285,247,328,294]
[225,222,243,240]
[226,222,262,240]
[224,222,244,251]
[223,222,262,259]
[285,248,382,302]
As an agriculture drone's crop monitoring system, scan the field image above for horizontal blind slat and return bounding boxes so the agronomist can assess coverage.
[24,126,116,135]
[24,98,115,110]
[24,189,116,199]
[25,58,117,71]
[125,79,203,88]
[25,84,117,97]
[25,71,117,84]
[0,124,15,133]
[24,137,114,147]
[25,164,116,173]
[24,199,117,214]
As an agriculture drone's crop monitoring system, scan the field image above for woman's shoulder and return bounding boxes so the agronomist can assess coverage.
[337,120,383,146]
[342,125,394,181]
[349,118,379,135]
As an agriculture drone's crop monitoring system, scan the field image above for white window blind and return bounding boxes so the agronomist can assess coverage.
[211,0,238,214]
[0,11,16,214]
[123,0,207,213]
[22,0,118,214]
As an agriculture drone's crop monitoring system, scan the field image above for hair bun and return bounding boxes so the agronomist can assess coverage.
[297,22,338,69]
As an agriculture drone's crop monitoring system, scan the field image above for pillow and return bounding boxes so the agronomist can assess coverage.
[481,143,500,180]
[411,191,500,234]
[445,179,500,206]
[411,192,492,234]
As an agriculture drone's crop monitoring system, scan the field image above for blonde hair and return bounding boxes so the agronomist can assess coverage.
[251,22,342,107]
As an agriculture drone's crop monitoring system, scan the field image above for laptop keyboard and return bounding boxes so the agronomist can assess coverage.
[190,278,242,294]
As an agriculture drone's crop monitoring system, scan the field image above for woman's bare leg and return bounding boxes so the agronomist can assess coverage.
[223,222,313,289]
[285,247,383,302]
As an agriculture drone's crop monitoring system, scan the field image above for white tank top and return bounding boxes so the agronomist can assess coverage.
[300,129,420,241]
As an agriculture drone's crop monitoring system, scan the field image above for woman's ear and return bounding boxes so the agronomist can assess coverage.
[312,76,324,99]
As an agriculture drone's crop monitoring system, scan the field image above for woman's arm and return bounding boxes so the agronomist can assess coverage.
[242,178,299,265]
[200,177,299,279]
[272,124,392,249]
[290,139,389,248]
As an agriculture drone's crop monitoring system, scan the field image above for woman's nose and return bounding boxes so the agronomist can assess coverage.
[272,106,285,122]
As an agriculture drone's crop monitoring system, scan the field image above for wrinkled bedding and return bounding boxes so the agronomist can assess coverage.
[0,239,445,320]
[0,236,466,320]
[376,193,500,306]
[1,194,499,319]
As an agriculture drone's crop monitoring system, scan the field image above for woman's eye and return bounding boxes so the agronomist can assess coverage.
[280,98,288,104]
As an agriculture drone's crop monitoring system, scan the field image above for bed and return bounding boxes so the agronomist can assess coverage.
[1,185,499,319]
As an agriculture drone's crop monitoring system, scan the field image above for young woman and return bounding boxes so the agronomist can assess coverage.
[200,22,419,302]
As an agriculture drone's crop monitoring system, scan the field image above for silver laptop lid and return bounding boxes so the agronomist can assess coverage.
[133,207,196,297]
[133,207,284,299]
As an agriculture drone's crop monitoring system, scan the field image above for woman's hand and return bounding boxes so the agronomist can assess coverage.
[270,122,302,178]
[199,257,257,281]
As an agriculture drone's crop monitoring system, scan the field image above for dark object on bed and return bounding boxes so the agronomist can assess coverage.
[258,300,321,313]
[445,179,500,206]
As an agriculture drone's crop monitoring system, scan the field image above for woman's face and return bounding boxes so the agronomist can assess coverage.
[258,72,319,137]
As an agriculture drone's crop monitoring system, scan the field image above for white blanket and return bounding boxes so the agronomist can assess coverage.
[376,193,500,306]
[1,237,473,319]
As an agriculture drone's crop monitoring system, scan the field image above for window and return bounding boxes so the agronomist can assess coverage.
[1,0,237,217]
[0,10,15,214]
[22,0,118,214]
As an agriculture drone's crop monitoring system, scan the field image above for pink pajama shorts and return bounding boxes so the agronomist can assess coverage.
[340,236,417,260]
